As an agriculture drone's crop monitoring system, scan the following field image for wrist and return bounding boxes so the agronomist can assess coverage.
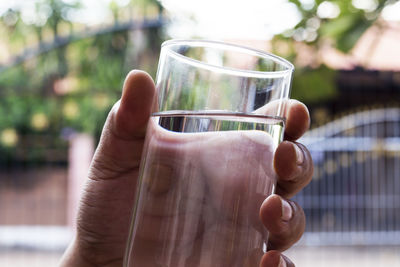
[59,237,94,267]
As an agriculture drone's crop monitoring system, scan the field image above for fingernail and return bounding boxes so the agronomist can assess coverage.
[279,256,287,267]
[294,143,303,165]
[281,198,293,222]
[145,163,174,194]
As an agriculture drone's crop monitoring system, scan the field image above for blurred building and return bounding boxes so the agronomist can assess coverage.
[294,20,400,247]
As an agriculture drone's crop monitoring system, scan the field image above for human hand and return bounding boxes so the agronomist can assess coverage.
[59,70,312,267]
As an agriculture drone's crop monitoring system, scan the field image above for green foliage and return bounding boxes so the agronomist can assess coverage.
[291,65,337,103]
[320,12,373,52]
[285,0,391,52]
[275,0,395,104]
[0,1,164,163]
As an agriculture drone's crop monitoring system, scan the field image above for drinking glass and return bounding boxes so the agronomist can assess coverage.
[124,39,294,267]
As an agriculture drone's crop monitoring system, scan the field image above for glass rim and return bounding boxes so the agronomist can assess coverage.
[161,39,294,79]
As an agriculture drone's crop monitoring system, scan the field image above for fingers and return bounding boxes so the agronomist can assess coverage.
[116,70,156,139]
[254,99,310,141]
[260,194,305,251]
[91,70,156,179]
[260,250,295,267]
[260,99,311,197]
[274,141,313,198]
[284,100,310,141]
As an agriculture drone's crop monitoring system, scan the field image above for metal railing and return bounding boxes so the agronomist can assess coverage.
[296,107,400,245]
[0,18,165,73]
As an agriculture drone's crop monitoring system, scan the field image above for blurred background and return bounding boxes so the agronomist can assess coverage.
[0,0,399,266]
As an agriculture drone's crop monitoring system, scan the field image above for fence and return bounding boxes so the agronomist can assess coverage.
[296,107,400,245]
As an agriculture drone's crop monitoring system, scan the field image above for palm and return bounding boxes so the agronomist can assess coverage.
[62,71,311,267]
[125,119,276,266]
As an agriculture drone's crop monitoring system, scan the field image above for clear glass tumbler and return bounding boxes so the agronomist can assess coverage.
[124,40,294,267]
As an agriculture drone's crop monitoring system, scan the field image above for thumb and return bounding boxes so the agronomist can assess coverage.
[70,70,155,266]
[91,70,156,180]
